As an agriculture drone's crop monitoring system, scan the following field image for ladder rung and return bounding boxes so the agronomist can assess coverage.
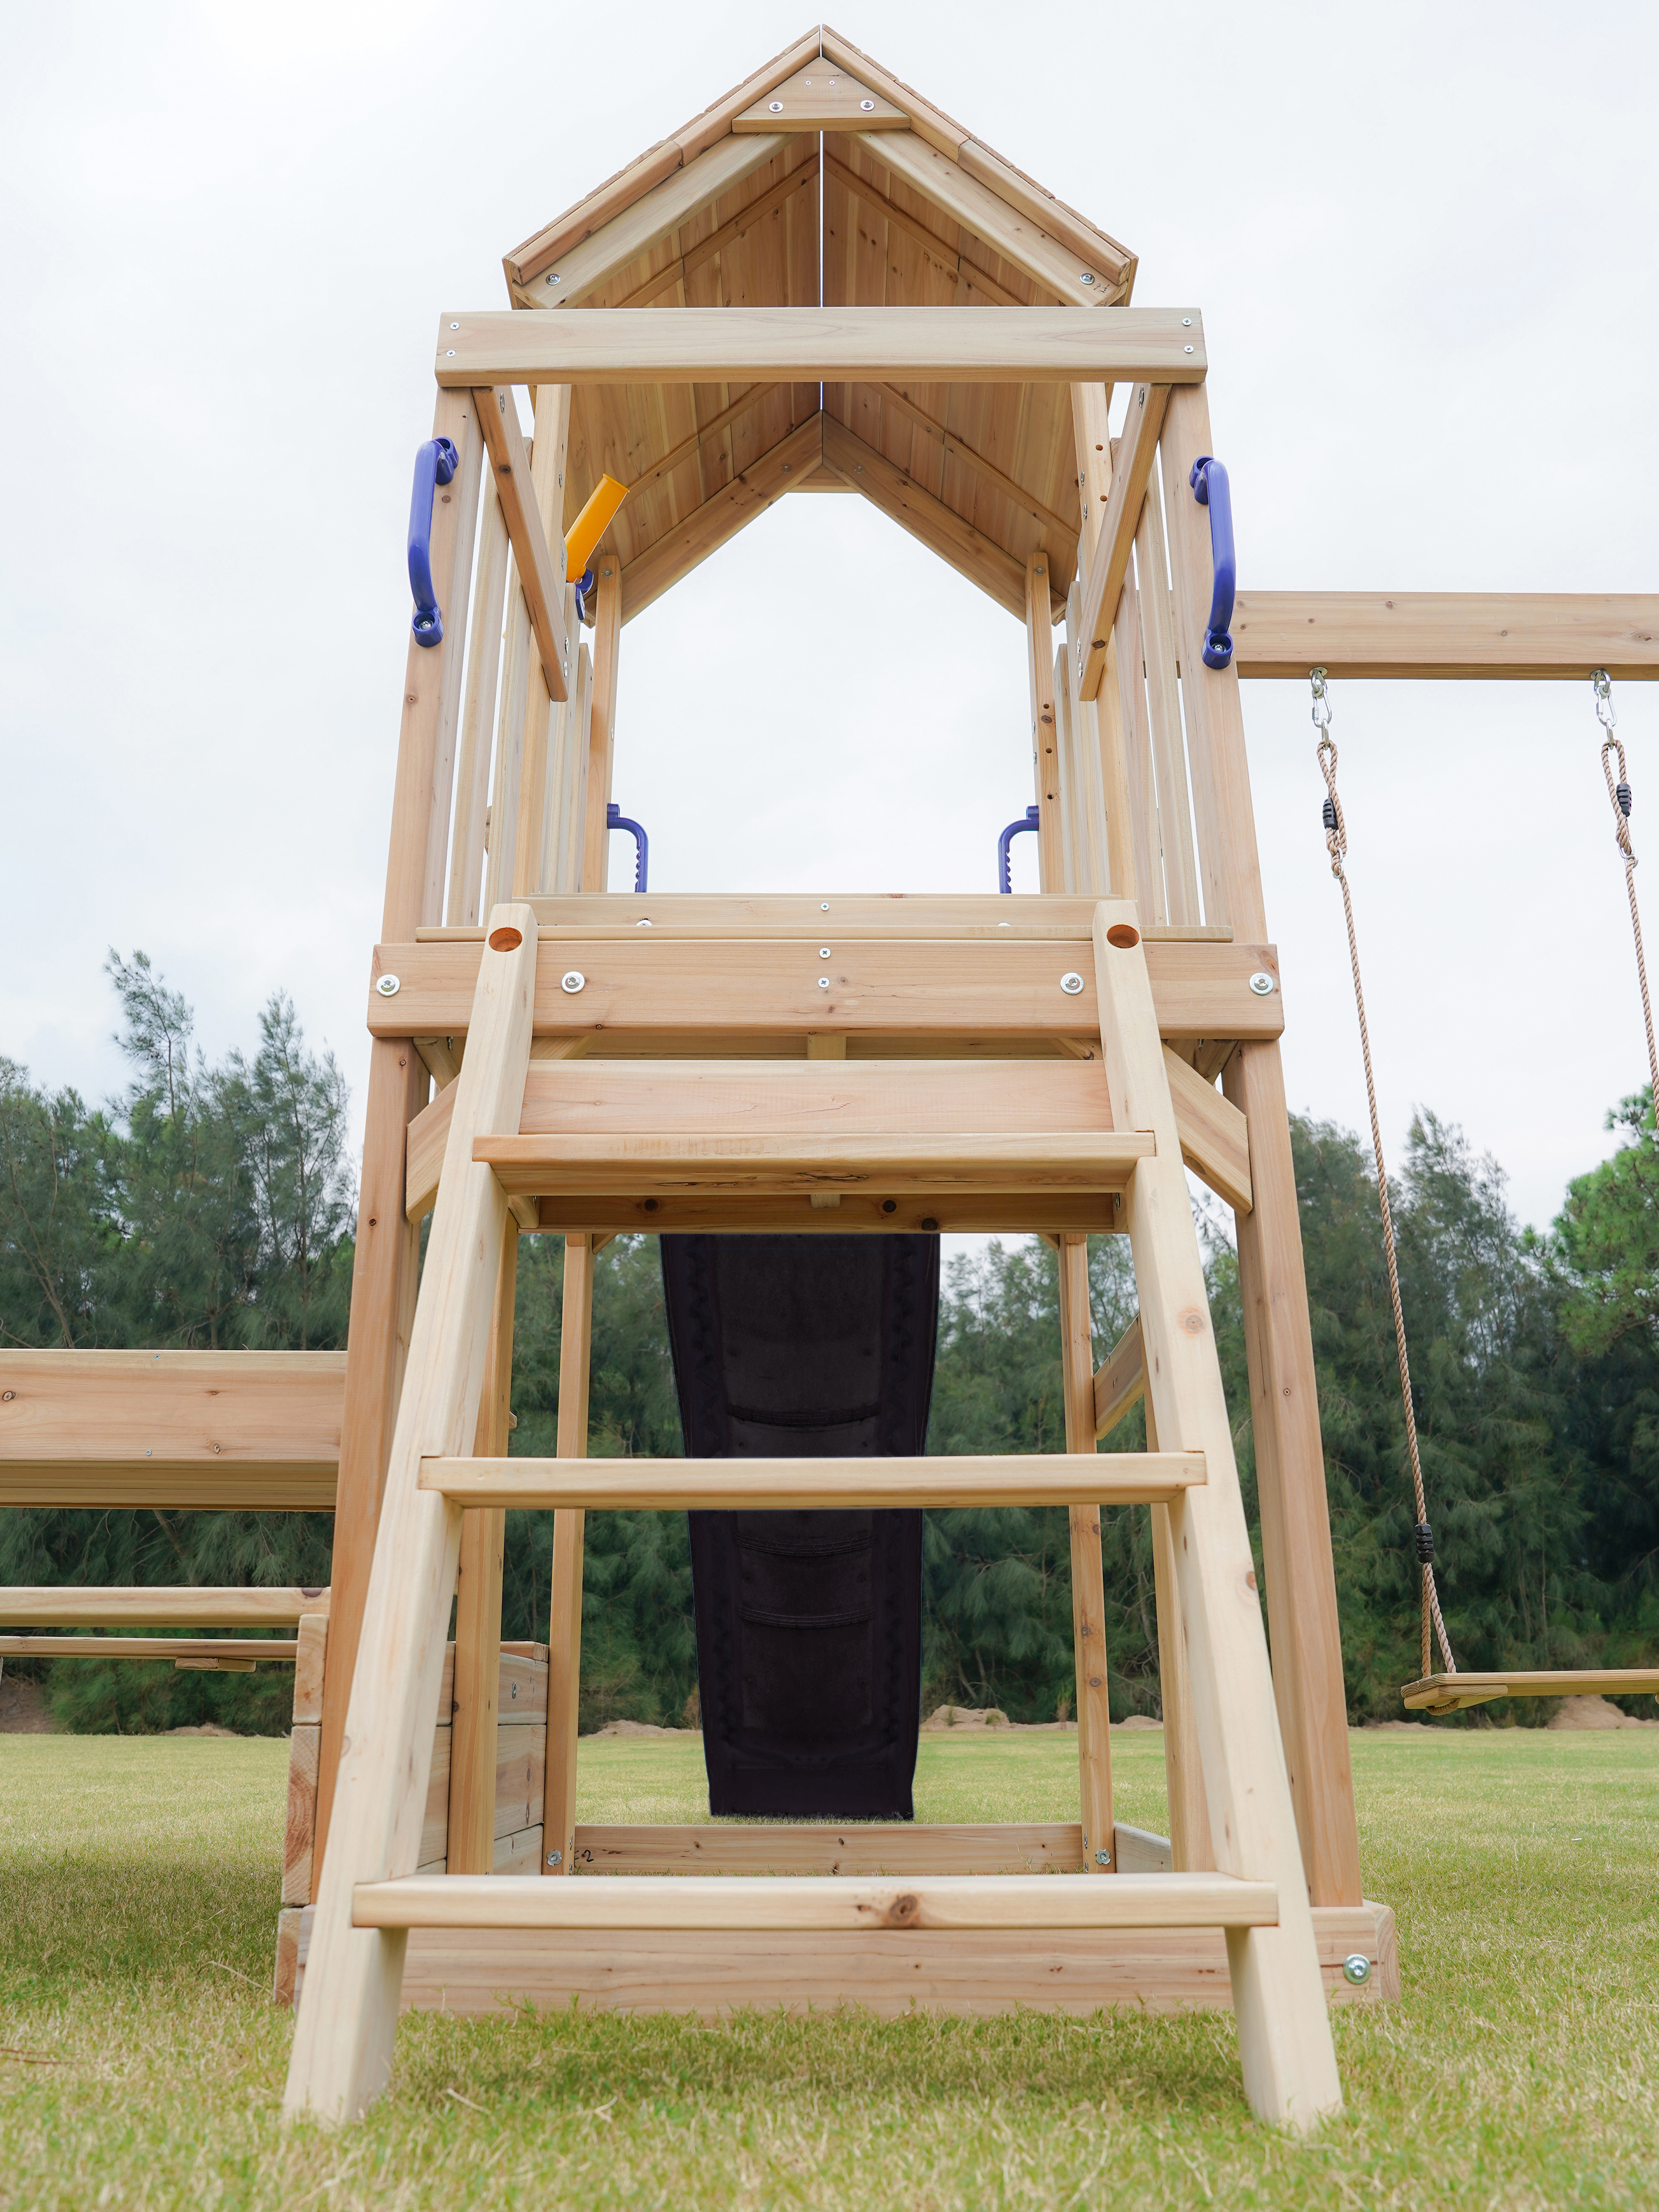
[418,1451,1205,1511]
[473,1130,1154,1198]
[352,1872,1279,1934]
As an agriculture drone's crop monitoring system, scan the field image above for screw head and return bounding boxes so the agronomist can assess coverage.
[1342,1953,1373,1986]
[1248,971,1276,997]
[819,947,831,958]
[1081,271,1096,285]
[450,321,459,330]
[1184,344,1195,354]
[1182,316,1192,327]
[859,97,875,110]
[545,273,560,285]
[636,918,652,927]
[821,902,830,911]
[445,350,455,357]
[818,977,831,989]
[1094,1849,1112,1866]
[546,1849,563,1867]
[1060,972,1085,995]
[376,974,401,997]
[561,971,586,994]
[769,99,784,112]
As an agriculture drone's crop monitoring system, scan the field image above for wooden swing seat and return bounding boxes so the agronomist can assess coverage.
[1402,1668,1659,1714]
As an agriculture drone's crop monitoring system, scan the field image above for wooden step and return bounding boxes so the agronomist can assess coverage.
[419,1450,1203,1511]
[473,1130,1154,1201]
[1404,1668,1659,1713]
[352,1871,1278,1934]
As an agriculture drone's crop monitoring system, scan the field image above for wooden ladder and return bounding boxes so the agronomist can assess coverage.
[283,901,1343,2132]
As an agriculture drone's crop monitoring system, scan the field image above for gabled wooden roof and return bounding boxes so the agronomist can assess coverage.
[503,27,1136,625]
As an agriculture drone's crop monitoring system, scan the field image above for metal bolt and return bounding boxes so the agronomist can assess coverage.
[636,918,652,927]
[1081,272,1096,285]
[445,350,455,357]
[818,977,830,989]
[1060,972,1085,995]
[377,974,401,997]
[561,971,586,994]
[1182,317,1192,327]
[1184,344,1195,354]
[859,98,875,110]
[546,1849,563,1867]
[450,322,459,330]
[1248,971,1276,997]
[998,921,1010,928]
[819,947,832,958]
[769,100,784,112]
[1342,1953,1373,1986]
[1095,1849,1112,1866]
[821,902,830,911]
[545,273,561,286]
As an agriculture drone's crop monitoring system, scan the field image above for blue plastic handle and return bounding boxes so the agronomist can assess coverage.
[608,802,649,893]
[408,436,459,647]
[1188,455,1236,671]
[997,805,1041,894]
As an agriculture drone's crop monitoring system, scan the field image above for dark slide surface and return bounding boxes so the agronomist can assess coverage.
[660,1234,940,1818]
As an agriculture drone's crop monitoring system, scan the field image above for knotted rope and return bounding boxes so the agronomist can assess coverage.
[1310,669,1456,1681]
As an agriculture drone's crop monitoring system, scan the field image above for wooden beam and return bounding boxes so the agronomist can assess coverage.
[421,1451,1204,1512]
[531,1195,1123,1237]
[493,893,1232,938]
[954,140,1136,298]
[474,388,570,703]
[580,561,622,891]
[0,1635,295,1663]
[823,414,1027,618]
[438,309,1208,389]
[627,383,787,494]
[871,380,1074,539]
[1027,553,1066,884]
[1058,1235,1114,1871]
[823,152,1024,307]
[0,1587,325,1626]
[1164,1044,1251,1213]
[1092,1315,1146,1437]
[447,1231,517,1876]
[543,1235,594,1878]
[572,1821,1088,1875]
[371,932,1285,1048]
[1403,1668,1659,1712]
[735,60,907,132]
[353,1870,1276,1934]
[817,25,972,157]
[621,414,823,620]
[1232,592,1659,681]
[1076,381,1169,701]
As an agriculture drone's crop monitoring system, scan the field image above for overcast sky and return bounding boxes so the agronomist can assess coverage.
[4,1,1656,1233]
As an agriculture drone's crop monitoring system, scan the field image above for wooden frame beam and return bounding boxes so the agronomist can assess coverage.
[1232,592,1659,681]
[1092,1315,1146,1437]
[1163,1045,1252,1213]
[621,413,823,619]
[0,1586,326,1626]
[823,415,1029,618]
[421,1451,1203,1511]
[1,1636,296,1662]
[1076,381,1169,701]
[476,388,570,703]
[437,309,1207,389]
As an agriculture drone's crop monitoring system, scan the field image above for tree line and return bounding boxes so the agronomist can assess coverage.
[2,958,1655,1733]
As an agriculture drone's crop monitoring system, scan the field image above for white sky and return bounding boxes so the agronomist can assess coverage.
[4,1,1656,1232]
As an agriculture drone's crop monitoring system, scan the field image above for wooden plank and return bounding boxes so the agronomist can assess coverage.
[1403,1668,1659,1712]
[1058,1235,1114,1870]
[420,1709,545,1869]
[420,1451,1204,1511]
[294,1901,1396,2017]
[1092,1315,1146,1437]
[822,151,1023,309]
[869,378,1074,539]
[353,1870,1279,1933]
[447,1230,517,1877]
[1076,380,1169,702]
[621,413,822,619]
[543,1236,594,1878]
[1164,1045,1252,1213]
[852,131,1107,310]
[532,1194,1124,1236]
[817,28,971,158]
[580,562,622,891]
[284,1723,320,1907]
[500,893,1230,938]
[520,134,786,312]
[283,907,538,2127]
[1232,592,1659,681]
[476,1129,1154,1198]
[823,415,1027,618]
[0,1584,327,1626]
[955,139,1136,296]
[474,388,570,703]
[293,1612,328,1725]
[482,554,531,910]
[1027,554,1066,885]
[0,1635,296,1660]
[1112,565,1162,913]
[437,309,1209,389]
[1,1353,346,1479]
[571,1822,1089,1876]
[445,490,509,928]
[373,933,1284,1046]
[1094,909,1343,2127]
[735,60,907,132]
[1137,472,1201,924]
[1146,1387,1212,1875]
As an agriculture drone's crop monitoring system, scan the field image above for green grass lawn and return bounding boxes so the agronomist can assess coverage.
[2,1725,1656,2209]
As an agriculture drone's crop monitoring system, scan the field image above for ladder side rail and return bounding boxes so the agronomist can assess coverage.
[543,1234,595,1875]
[285,907,538,2127]
[1058,1233,1114,1866]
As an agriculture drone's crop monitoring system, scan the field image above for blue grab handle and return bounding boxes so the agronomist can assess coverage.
[997,805,1041,894]
[1188,455,1236,671]
[408,436,459,647]
[608,802,649,893]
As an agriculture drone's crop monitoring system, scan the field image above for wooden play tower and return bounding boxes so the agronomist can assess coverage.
[8,23,1657,2138]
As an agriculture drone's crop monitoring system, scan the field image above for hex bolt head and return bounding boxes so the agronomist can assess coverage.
[1248,971,1276,996]
[561,971,586,994]
[1094,1849,1112,1866]
[1060,972,1085,995]
[376,974,400,997]
[1342,1953,1373,1986]
[546,1849,563,1867]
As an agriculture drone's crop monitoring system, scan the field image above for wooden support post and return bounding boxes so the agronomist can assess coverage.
[483,555,531,912]
[446,1229,518,1875]
[285,906,538,2126]
[1136,473,1200,925]
[542,1234,595,1876]
[1026,552,1063,891]
[1113,564,1162,918]
[315,385,483,1878]
[580,561,623,891]
[1160,380,1362,1911]
[512,384,573,899]
[1145,1386,1211,1872]
[447,488,510,927]
[1094,909,1341,2128]
[1058,1234,1113,1869]
[556,637,594,893]
[1063,585,1121,901]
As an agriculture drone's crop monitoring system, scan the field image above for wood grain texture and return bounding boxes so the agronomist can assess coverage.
[1058,1236,1114,1869]
[1092,1315,1146,1437]
[1163,1046,1252,1213]
[0,1635,298,1660]
[530,1194,1124,1236]
[571,1822,1090,1875]
[1076,382,1168,701]
[420,1451,1203,1511]
[1232,592,1659,680]
[437,310,1207,389]
[1402,1668,1659,1711]
[735,60,906,132]
[543,1235,594,1877]
[476,388,569,705]
[0,1583,328,1626]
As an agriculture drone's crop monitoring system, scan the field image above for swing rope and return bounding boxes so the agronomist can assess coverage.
[1592,670,1659,1117]
[1310,669,1456,1681]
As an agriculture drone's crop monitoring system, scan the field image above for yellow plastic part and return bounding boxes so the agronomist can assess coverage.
[565,473,629,581]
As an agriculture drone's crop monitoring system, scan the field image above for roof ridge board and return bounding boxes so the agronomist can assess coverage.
[505,28,821,289]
